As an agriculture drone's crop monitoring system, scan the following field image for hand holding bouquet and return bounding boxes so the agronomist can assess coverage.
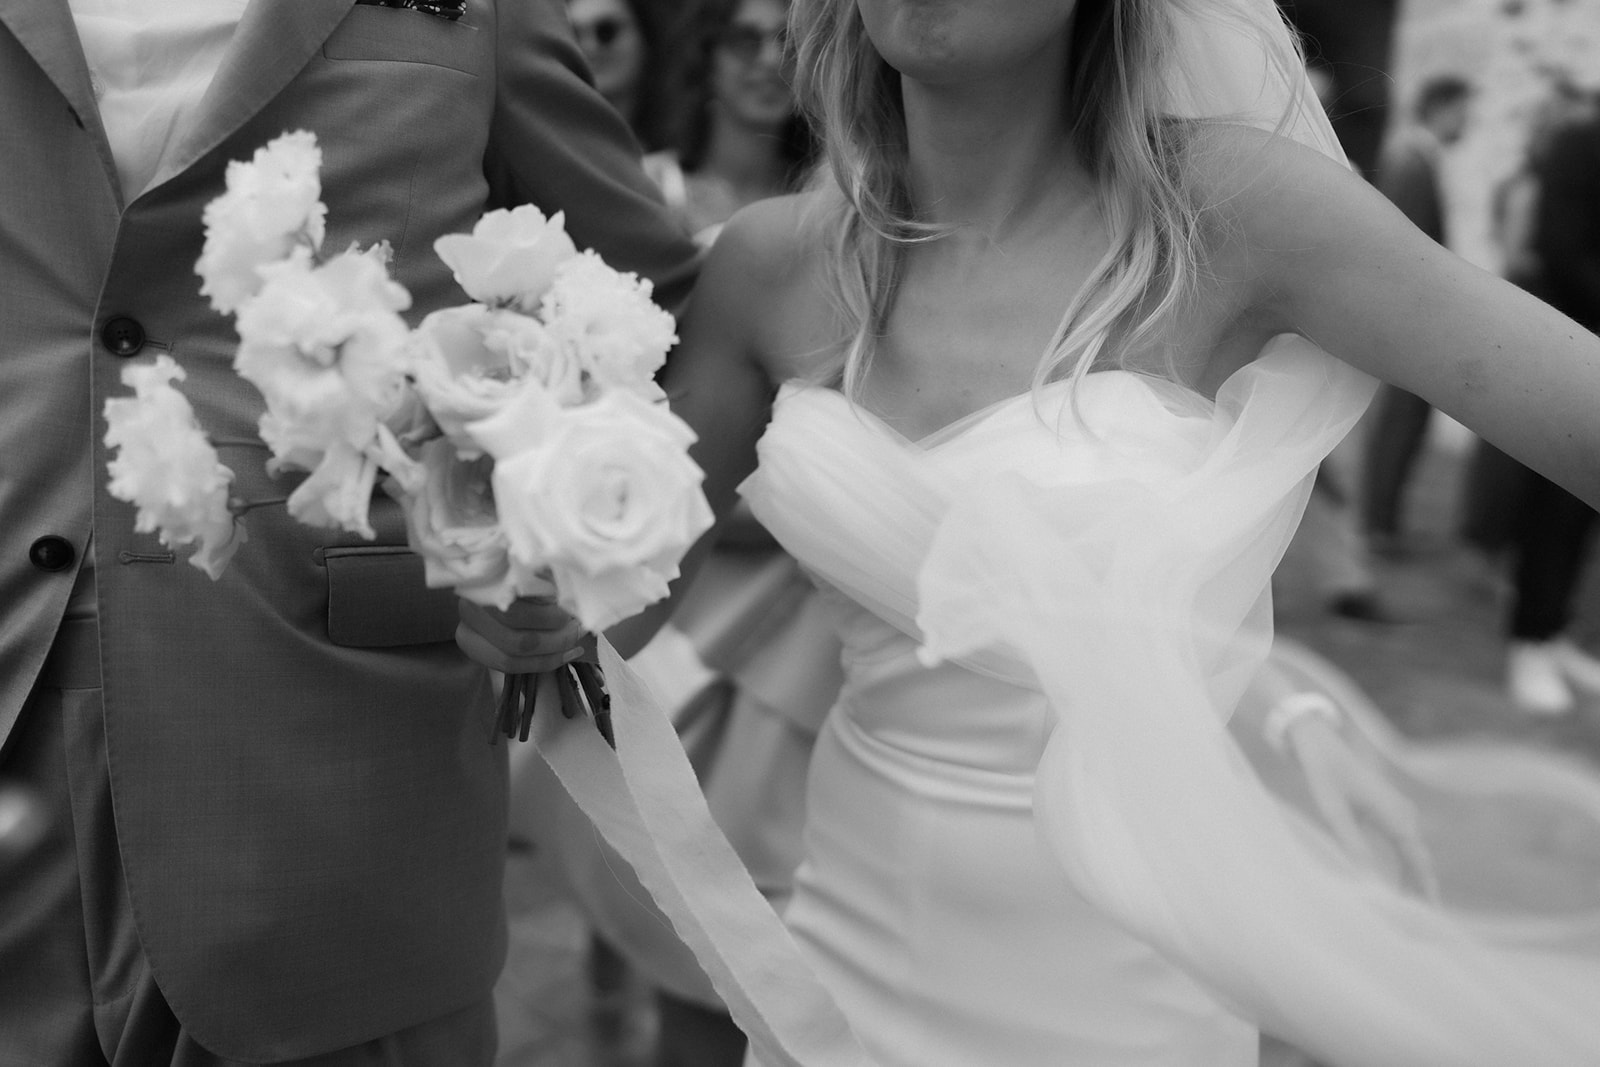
[104,131,714,743]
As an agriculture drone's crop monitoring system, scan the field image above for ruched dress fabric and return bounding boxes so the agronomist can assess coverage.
[740,339,1600,1067]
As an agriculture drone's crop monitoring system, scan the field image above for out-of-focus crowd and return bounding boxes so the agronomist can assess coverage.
[563,0,816,248]
[1302,57,1600,720]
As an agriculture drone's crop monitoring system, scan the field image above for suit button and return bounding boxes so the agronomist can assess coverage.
[29,536,76,573]
[101,316,146,357]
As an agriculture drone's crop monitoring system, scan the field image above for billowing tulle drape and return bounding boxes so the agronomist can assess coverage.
[916,343,1600,1065]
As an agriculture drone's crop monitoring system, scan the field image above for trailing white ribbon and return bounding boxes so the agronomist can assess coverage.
[529,638,873,1067]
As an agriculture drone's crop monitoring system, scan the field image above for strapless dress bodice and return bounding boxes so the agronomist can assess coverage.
[741,373,1219,779]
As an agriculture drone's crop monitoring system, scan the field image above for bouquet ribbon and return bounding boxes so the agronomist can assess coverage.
[530,638,871,1067]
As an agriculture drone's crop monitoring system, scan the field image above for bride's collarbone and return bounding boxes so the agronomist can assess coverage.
[864,287,1247,428]
[753,216,1247,418]
[852,332,1041,441]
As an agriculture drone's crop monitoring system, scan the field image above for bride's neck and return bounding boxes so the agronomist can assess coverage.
[901,62,1086,239]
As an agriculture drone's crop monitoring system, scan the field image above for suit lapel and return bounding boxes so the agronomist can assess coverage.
[0,0,120,202]
[146,0,358,194]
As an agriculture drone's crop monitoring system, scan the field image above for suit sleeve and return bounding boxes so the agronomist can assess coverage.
[489,0,702,314]
[1532,123,1600,330]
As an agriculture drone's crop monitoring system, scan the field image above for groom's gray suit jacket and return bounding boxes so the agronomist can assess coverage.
[0,0,698,1058]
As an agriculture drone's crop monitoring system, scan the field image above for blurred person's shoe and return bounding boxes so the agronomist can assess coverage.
[1507,641,1575,715]
[1326,589,1396,624]
[1551,637,1600,697]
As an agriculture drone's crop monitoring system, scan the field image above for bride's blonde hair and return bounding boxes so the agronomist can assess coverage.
[788,0,1305,396]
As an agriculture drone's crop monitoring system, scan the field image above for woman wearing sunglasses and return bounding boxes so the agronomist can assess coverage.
[565,0,678,153]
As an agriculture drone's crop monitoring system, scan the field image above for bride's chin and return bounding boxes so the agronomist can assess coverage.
[861,2,959,64]
[863,6,1072,91]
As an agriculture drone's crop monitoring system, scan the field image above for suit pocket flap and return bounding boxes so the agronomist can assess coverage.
[323,546,459,647]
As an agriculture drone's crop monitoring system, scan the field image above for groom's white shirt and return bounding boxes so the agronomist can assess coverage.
[68,0,247,200]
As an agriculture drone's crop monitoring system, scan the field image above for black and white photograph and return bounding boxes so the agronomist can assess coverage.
[4,1,1600,1065]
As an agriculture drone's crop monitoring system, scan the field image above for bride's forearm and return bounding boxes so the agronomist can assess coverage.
[1228,656,1340,756]
[604,522,722,658]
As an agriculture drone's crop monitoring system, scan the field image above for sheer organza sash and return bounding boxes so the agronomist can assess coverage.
[916,343,1600,1066]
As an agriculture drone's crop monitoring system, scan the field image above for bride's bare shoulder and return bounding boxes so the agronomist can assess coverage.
[696,191,844,375]
[1178,122,1417,327]
[1181,122,1390,250]
[708,190,834,283]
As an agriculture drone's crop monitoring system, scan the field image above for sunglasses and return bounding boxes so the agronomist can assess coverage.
[573,15,629,48]
[718,23,787,63]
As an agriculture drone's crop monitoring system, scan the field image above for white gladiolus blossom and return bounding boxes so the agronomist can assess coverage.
[103,356,243,579]
[282,438,381,538]
[543,251,677,399]
[196,130,327,314]
[233,248,412,538]
[234,252,404,417]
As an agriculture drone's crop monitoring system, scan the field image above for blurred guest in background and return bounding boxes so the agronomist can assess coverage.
[1461,81,1600,714]
[1360,74,1473,557]
[653,0,816,244]
[1288,55,1391,625]
[1277,0,1401,177]
[542,5,828,1063]
[555,2,693,1047]
[599,4,832,1064]
[1456,79,1590,575]
[566,0,679,153]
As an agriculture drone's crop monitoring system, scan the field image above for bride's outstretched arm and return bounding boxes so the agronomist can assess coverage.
[1176,127,1600,893]
[456,205,789,671]
[1218,126,1600,508]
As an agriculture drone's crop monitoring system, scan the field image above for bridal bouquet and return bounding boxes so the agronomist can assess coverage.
[104,130,714,741]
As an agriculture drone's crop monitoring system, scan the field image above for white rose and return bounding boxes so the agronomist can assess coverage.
[197,130,328,314]
[408,305,580,457]
[472,388,714,632]
[393,439,522,608]
[234,249,413,475]
[103,356,244,579]
[542,251,677,397]
[434,205,580,312]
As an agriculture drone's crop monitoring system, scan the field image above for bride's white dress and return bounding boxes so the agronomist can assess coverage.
[742,360,1316,1065]
[744,372,1257,1065]
[739,342,1600,1066]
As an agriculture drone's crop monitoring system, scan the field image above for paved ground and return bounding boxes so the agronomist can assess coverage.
[491,425,1600,1067]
